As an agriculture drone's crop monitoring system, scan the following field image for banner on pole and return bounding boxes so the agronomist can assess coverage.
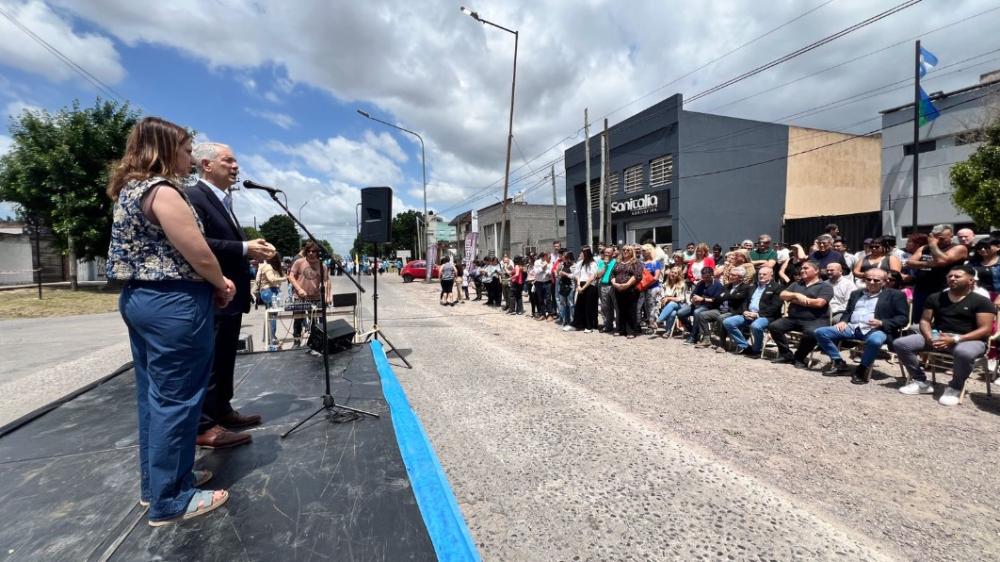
[464,232,478,265]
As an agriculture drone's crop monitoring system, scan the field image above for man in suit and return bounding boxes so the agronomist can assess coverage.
[188,142,276,449]
[813,268,909,384]
[722,265,783,357]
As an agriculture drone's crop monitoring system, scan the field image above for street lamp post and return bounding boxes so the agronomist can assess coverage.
[460,6,517,257]
[356,109,427,260]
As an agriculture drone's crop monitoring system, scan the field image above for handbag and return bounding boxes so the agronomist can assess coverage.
[637,265,656,291]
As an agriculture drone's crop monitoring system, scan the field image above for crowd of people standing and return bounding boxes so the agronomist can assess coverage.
[436,223,999,407]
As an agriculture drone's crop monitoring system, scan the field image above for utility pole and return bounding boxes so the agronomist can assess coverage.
[584,108,592,247]
[911,39,921,232]
[603,118,611,244]
[551,164,558,243]
[599,126,606,245]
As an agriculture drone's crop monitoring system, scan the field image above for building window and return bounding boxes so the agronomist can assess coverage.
[649,155,673,187]
[624,165,644,194]
[588,175,621,212]
[558,219,565,226]
[903,139,936,156]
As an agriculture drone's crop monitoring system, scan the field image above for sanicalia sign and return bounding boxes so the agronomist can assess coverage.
[610,190,669,216]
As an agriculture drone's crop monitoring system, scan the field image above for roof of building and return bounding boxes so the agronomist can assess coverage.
[880,76,1000,115]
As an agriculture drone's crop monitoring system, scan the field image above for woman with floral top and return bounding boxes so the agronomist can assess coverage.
[106,117,235,526]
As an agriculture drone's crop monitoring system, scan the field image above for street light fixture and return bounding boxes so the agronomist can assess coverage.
[459,5,518,257]
[356,109,427,265]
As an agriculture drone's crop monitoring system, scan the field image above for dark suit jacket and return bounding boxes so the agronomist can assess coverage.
[185,180,251,315]
[840,287,909,342]
[753,281,785,320]
[718,282,752,315]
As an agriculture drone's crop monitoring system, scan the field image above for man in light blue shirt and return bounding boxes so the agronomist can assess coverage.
[814,268,910,383]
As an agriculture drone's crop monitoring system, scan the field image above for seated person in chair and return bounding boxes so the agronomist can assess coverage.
[893,265,996,406]
[813,268,909,384]
[723,266,784,357]
[768,260,833,367]
[677,267,723,343]
[695,267,751,350]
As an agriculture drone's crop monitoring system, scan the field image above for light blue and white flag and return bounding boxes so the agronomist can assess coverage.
[918,46,938,77]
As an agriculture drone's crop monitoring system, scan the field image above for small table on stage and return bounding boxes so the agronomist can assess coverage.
[265,302,318,349]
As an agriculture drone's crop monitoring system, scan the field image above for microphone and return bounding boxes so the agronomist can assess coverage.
[242,179,283,194]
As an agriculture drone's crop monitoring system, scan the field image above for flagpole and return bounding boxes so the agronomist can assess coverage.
[911,39,920,233]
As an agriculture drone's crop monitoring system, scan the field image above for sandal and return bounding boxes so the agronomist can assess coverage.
[140,469,213,507]
[148,489,229,527]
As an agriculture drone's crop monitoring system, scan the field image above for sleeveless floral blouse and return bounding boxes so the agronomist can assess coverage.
[106,176,204,281]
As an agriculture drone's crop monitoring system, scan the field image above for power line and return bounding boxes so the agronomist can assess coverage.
[704,4,1000,114]
[599,0,838,122]
[452,1,840,213]
[0,4,124,102]
[685,0,924,104]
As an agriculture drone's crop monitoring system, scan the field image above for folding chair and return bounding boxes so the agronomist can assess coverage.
[896,323,1000,404]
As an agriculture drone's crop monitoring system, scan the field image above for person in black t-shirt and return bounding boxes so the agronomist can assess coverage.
[768,260,834,367]
[894,265,996,406]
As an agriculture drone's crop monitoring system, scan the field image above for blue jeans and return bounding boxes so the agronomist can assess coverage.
[262,287,280,342]
[559,288,575,324]
[120,281,214,521]
[677,304,707,340]
[535,282,550,316]
[814,325,888,368]
[723,314,770,353]
[657,301,682,331]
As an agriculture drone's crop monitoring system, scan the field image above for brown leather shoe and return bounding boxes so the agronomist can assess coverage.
[217,410,262,430]
[196,425,252,449]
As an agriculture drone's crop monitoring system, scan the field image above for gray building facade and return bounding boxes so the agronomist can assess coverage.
[880,75,1000,238]
[564,94,790,250]
[450,200,566,259]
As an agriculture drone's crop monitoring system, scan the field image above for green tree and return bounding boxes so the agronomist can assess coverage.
[317,239,334,256]
[951,120,1000,229]
[259,214,301,257]
[351,235,376,258]
[391,209,424,254]
[0,99,139,286]
[242,225,261,240]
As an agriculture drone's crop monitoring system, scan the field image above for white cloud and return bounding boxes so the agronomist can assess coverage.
[362,130,407,163]
[0,0,125,86]
[46,0,1000,216]
[4,100,42,120]
[245,108,297,130]
[272,135,404,187]
[0,134,12,155]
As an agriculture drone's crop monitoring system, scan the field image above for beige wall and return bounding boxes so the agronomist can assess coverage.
[784,126,881,219]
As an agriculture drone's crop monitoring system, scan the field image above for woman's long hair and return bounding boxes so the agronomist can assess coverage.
[106,117,191,200]
[580,246,595,267]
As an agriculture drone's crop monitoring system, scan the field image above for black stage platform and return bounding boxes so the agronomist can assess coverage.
[0,343,477,562]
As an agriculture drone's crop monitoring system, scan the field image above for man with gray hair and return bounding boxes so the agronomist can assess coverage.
[957,227,976,251]
[809,233,848,280]
[750,234,777,269]
[187,142,276,449]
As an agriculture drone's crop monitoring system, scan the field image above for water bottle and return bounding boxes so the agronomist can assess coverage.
[931,328,940,340]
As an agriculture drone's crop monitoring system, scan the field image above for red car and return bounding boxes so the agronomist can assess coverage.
[399,260,440,282]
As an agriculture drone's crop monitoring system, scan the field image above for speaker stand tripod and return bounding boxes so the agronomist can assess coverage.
[357,243,412,369]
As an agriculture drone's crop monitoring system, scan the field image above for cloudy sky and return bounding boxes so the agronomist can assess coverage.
[0,0,997,253]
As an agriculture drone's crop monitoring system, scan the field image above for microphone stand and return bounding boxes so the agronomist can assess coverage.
[260,190,378,441]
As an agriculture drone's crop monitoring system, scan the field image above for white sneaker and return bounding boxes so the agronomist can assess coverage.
[562,325,574,332]
[938,386,961,406]
[899,380,934,395]
[584,329,592,334]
